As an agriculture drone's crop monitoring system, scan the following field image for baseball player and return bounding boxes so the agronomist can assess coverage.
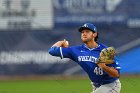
[48,23,121,93]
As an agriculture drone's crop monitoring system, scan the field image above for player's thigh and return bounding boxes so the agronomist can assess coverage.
[93,85,111,93]
[93,80,121,93]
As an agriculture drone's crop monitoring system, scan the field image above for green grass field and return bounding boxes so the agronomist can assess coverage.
[0,76,139,93]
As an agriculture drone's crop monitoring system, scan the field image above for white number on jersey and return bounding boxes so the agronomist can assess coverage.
[93,67,103,75]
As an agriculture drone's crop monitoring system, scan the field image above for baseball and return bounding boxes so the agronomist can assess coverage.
[65,41,69,45]
[63,39,69,47]
[64,40,69,47]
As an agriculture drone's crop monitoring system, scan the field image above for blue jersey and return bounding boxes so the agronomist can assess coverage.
[48,43,121,87]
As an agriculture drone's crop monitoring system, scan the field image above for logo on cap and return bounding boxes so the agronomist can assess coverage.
[83,24,88,27]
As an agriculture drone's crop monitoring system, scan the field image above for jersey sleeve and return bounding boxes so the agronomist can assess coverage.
[48,46,72,59]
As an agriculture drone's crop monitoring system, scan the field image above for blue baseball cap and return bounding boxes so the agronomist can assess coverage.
[78,23,97,33]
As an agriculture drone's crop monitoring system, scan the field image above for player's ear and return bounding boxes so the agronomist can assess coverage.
[93,32,97,38]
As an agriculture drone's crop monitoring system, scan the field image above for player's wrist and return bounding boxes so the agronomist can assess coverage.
[97,63,106,68]
[60,41,66,47]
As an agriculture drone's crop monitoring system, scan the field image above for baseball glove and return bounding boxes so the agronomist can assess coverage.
[96,47,116,64]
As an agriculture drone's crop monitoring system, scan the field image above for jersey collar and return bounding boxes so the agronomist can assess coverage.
[83,44,100,51]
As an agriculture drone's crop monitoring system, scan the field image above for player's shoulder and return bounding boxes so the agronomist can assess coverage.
[98,43,108,50]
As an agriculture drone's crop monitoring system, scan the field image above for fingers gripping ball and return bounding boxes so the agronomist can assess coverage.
[62,39,69,47]
[96,47,116,64]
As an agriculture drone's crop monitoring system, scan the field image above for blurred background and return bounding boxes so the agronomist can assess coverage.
[0,0,140,93]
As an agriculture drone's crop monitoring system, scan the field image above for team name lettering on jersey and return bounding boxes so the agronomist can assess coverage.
[78,56,97,63]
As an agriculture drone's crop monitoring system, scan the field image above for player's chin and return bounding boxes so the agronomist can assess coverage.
[82,38,88,43]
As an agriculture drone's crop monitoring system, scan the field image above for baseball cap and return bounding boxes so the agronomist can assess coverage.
[78,23,97,33]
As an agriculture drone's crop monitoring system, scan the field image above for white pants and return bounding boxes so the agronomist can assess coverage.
[91,80,121,93]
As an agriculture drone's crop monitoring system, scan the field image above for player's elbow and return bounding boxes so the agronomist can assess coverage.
[48,47,60,56]
[112,75,120,78]
[48,48,55,55]
[110,72,120,78]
